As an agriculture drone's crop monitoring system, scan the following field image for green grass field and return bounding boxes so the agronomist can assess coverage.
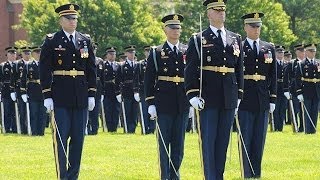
[0,125,319,180]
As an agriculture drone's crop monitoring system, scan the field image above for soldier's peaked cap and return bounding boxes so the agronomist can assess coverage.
[203,0,227,11]
[55,3,80,18]
[241,12,264,27]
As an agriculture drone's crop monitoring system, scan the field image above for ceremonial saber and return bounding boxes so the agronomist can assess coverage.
[138,102,146,135]
[302,102,317,131]
[269,112,275,132]
[14,101,21,134]
[121,100,128,133]
[288,98,298,133]
[100,101,107,132]
[26,102,32,135]
[1,101,5,133]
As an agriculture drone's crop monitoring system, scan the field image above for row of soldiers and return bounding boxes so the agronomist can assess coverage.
[0,46,47,136]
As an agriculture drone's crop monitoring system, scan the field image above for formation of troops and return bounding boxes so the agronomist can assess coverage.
[1,0,319,179]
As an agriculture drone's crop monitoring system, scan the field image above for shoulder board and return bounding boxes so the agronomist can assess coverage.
[156,45,164,52]
[46,33,55,39]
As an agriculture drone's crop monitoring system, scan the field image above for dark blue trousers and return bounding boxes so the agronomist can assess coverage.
[3,98,15,133]
[29,101,47,135]
[274,95,287,131]
[52,107,87,180]
[303,98,319,134]
[139,96,154,134]
[238,110,269,178]
[104,96,120,132]
[199,108,235,180]
[123,97,138,133]
[18,98,27,134]
[88,97,101,135]
[156,111,188,180]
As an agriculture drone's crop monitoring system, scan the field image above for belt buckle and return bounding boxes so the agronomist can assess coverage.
[69,70,77,76]
[218,66,229,74]
[173,76,180,83]
[312,78,317,83]
[252,74,261,81]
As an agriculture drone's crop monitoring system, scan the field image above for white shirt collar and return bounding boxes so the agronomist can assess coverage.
[63,30,76,41]
[209,25,226,37]
[166,40,180,52]
[246,37,260,49]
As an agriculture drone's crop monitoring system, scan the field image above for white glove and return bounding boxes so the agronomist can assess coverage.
[0,93,2,101]
[10,92,17,101]
[235,99,241,116]
[148,105,157,120]
[134,93,140,102]
[297,94,304,102]
[284,92,290,100]
[21,94,28,103]
[269,103,276,113]
[116,94,122,103]
[88,97,95,111]
[188,107,194,118]
[189,97,205,110]
[44,98,54,112]
[101,95,104,102]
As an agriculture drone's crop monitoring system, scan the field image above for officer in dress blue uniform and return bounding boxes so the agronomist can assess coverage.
[14,46,31,134]
[296,43,319,134]
[134,45,155,134]
[145,13,189,179]
[283,50,292,125]
[185,1,243,179]
[39,4,96,179]
[274,45,287,131]
[284,44,305,131]
[87,43,103,135]
[0,47,18,133]
[20,46,47,136]
[115,45,138,133]
[101,47,120,132]
[237,13,277,179]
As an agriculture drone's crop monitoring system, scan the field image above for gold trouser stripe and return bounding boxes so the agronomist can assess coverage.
[236,116,244,179]
[195,110,205,179]
[51,112,60,179]
[155,125,161,179]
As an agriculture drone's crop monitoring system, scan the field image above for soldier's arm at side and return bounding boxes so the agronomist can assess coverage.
[184,35,200,100]
[236,35,244,100]
[114,64,122,95]
[20,63,27,94]
[295,62,303,95]
[86,39,97,97]
[269,46,277,103]
[133,62,140,94]
[144,48,157,106]
[40,36,54,99]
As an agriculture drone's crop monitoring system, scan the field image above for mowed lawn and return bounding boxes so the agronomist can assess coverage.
[0,125,319,180]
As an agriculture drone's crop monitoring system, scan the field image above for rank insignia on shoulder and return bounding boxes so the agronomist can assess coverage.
[46,33,54,39]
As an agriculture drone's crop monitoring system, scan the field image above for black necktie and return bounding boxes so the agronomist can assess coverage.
[69,35,75,47]
[253,40,258,58]
[217,29,223,45]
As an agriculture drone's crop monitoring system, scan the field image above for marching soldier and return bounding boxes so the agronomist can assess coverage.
[15,46,31,134]
[237,12,277,178]
[274,45,287,131]
[145,14,189,179]
[87,43,103,135]
[185,0,243,179]
[115,45,138,133]
[21,46,47,136]
[284,44,305,131]
[101,47,120,132]
[296,43,319,134]
[0,47,18,133]
[134,45,154,134]
[283,50,292,125]
[39,3,96,179]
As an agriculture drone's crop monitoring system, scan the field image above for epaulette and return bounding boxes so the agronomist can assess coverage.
[46,33,55,39]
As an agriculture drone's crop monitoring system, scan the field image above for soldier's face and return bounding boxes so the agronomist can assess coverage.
[207,9,225,24]
[22,51,31,61]
[244,24,261,40]
[32,51,40,60]
[296,50,305,60]
[60,16,77,33]
[276,52,284,60]
[306,50,316,59]
[126,51,135,60]
[164,26,181,41]
[7,52,16,61]
[107,52,116,61]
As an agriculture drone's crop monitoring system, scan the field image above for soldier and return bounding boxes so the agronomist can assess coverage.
[284,44,305,131]
[20,46,47,136]
[185,0,243,179]
[296,43,319,134]
[0,47,18,133]
[101,47,120,132]
[115,45,138,133]
[134,45,154,134]
[274,45,287,131]
[118,53,126,63]
[237,12,277,178]
[145,13,189,179]
[39,4,96,179]
[283,50,292,125]
[87,42,103,135]
[15,46,32,134]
